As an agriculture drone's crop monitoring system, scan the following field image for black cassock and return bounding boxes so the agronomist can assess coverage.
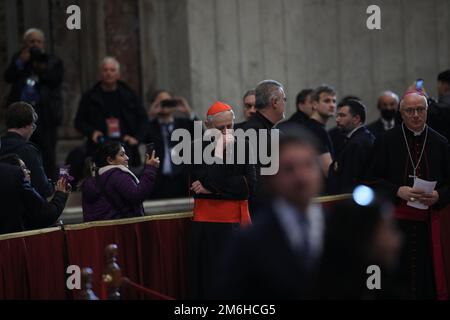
[367,124,450,299]
[186,139,257,299]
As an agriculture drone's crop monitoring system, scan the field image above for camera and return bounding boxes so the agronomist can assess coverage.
[29,47,48,63]
[161,99,180,108]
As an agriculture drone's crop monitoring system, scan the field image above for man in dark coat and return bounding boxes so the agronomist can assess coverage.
[0,102,53,198]
[327,99,375,194]
[427,70,450,143]
[367,91,399,139]
[367,91,450,299]
[74,57,146,167]
[239,80,286,213]
[0,162,68,235]
[140,98,195,199]
[277,88,313,130]
[213,133,325,299]
[4,28,64,179]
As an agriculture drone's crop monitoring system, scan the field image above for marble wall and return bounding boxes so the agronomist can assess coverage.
[185,0,450,123]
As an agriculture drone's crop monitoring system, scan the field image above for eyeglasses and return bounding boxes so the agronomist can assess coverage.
[403,107,427,116]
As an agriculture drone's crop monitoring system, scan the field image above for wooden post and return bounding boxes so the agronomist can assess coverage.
[79,267,98,300]
[102,244,122,300]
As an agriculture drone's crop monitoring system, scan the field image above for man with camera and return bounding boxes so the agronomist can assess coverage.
[140,93,195,199]
[4,28,64,180]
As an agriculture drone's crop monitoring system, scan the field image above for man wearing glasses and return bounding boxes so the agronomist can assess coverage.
[0,102,54,198]
[234,90,256,130]
[367,91,450,300]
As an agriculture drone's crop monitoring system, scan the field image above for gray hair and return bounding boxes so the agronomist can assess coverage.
[23,28,45,42]
[255,80,284,110]
[378,90,399,103]
[100,56,121,72]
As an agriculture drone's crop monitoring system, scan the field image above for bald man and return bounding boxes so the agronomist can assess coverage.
[74,57,147,168]
[367,91,450,300]
[4,28,64,179]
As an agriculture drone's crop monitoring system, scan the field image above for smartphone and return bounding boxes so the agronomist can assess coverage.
[59,165,71,186]
[160,99,180,108]
[416,79,424,91]
[59,166,70,178]
[146,143,155,156]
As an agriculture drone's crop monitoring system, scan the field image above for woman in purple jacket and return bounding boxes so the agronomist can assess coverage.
[81,141,160,221]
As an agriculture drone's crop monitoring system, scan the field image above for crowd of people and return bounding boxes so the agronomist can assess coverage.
[1,27,450,300]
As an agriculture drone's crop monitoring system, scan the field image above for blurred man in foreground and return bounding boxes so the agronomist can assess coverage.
[214,131,324,299]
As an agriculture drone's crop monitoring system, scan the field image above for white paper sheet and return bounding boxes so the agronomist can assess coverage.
[407,178,437,210]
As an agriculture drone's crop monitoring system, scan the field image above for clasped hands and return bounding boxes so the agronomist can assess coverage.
[397,186,439,206]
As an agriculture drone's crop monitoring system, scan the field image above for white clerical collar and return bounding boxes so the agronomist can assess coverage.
[404,123,427,136]
[380,118,395,130]
[347,125,363,138]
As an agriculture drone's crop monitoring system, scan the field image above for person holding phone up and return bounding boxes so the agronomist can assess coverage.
[81,141,160,222]
[0,153,70,234]
[140,90,195,199]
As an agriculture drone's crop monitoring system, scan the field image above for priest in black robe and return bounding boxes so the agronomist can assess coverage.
[186,101,256,299]
[367,91,450,300]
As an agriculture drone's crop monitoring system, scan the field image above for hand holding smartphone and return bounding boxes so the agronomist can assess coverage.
[145,143,155,156]
[416,78,424,91]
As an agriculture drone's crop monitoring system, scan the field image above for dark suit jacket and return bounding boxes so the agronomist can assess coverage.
[277,110,309,130]
[328,126,346,158]
[74,81,146,166]
[327,126,375,194]
[0,164,67,234]
[214,204,321,299]
[140,117,195,198]
[367,119,383,137]
[427,98,450,144]
[0,132,54,197]
[234,121,247,130]
[4,52,64,126]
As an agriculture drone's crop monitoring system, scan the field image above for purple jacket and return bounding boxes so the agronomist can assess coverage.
[82,165,157,221]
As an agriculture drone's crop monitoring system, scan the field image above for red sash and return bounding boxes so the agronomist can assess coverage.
[193,198,251,227]
[395,202,448,300]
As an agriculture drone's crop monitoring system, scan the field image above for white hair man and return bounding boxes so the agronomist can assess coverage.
[74,56,147,169]
[187,101,256,299]
[4,27,64,180]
